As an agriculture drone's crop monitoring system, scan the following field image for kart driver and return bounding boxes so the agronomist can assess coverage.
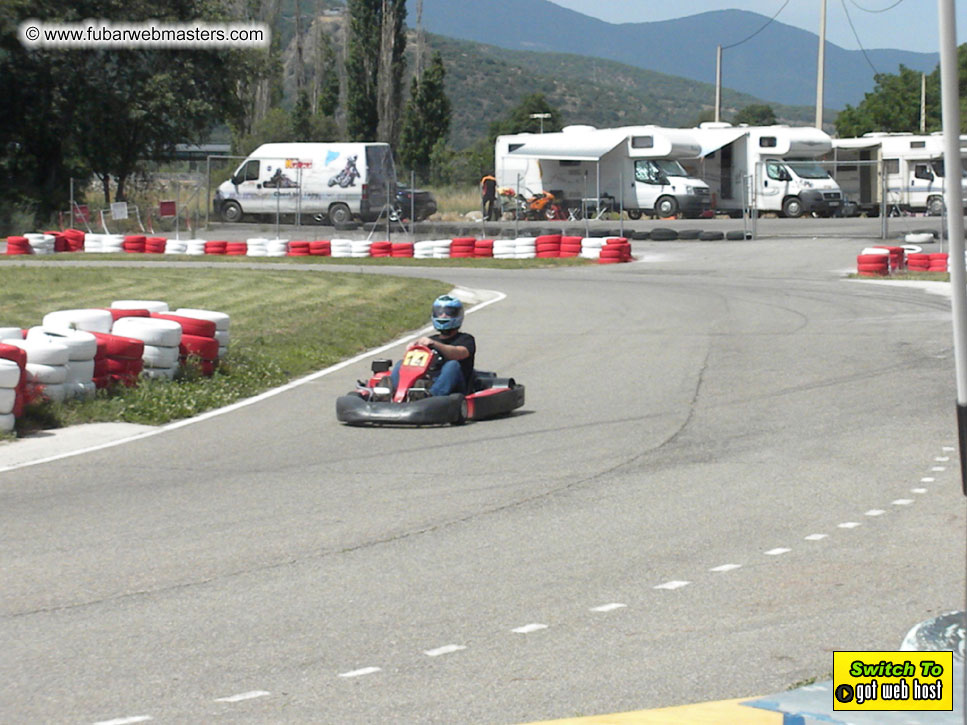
[390,294,475,396]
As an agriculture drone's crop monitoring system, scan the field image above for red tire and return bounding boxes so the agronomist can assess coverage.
[179,334,219,360]
[91,332,144,359]
[150,313,216,338]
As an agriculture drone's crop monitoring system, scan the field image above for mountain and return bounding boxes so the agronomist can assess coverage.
[405,0,939,109]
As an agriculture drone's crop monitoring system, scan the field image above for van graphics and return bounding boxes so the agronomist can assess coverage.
[328,155,360,188]
[263,168,299,188]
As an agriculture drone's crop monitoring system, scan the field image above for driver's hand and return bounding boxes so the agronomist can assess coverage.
[416,336,434,348]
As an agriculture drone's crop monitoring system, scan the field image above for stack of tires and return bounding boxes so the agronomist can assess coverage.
[26,327,97,399]
[172,308,230,361]
[267,239,289,257]
[535,234,561,258]
[600,237,632,264]
[2,337,70,403]
[331,239,353,258]
[560,236,583,258]
[928,253,949,272]
[145,237,167,254]
[151,312,218,376]
[24,233,56,254]
[287,241,311,257]
[185,239,207,255]
[122,235,146,253]
[225,241,247,256]
[413,240,436,259]
[906,252,932,272]
[450,238,476,258]
[113,316,183,381]
[390,242,413,258]
[514,237,536,259]
[433,239,452,259]
[5,237,32,255]
[0,342,27,433]
[246,238,269,257]
[369,241,392,258]
[473,239,494,258]
[492,239,516,260]
[92,331,145,387]
[204,240,227,256]
[310,240,331,256]
[63,229,85,252]
[856,249,890,277]
[350,240,372,258]
[872,245,904,271]
[580,238,604,260]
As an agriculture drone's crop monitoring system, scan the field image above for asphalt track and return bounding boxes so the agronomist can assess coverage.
[1,237,964,724]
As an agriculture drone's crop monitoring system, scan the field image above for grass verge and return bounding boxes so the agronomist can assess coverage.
[1,266,450,433]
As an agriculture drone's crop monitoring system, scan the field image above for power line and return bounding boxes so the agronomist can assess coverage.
[841,0,881,75]
[847,0,906,13]
[721,0,792,50]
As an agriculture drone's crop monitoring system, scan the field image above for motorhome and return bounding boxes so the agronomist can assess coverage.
[684,123,843,217]
[213,142,396,224]
[830,132,967,216]
[495,125,711,219]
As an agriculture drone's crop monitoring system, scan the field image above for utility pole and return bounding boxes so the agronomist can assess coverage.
[815,0,827,129]
[920,73,927,133]
[715,45,722,123]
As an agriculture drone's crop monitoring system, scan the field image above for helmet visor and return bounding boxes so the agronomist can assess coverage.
[432,302,461,318]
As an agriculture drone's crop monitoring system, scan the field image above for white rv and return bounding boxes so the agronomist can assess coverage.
[830,132,967,216]
[495,125,711,219]
[685,123,843,218]
[214,142,396,224]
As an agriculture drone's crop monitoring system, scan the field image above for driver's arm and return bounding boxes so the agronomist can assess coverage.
[416,337,469,361]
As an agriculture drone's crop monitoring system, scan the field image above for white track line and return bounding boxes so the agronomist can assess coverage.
[92,718,152,725]
[0,289,507,473]
[804,534,828,541]
[512,623,548,633]
[213,690,270,703]
[838,522,861,528]
[865,509,885,517]
[654,580,690,590]
[424,644,466,657]
[590,603,627,612]
[338,667,381,678]
[709,564,741,572]
[764,548,790,556]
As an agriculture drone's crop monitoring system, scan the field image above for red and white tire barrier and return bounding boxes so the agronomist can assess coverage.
[1,337,70,403]
[535,234,561,258]
[172,308,230,359]
[42,308,115,334]
[26,327,97,399]
[112,316,183,379]
[0,344,27,432]
[112,299,169,314]
[856,251,890,277]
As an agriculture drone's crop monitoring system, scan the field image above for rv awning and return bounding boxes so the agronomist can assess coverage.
[696,128,747,157]
[507,131,627,161]
[832,138,883,150]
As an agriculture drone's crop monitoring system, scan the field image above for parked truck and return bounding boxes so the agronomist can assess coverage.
[495,125,711,219]
[213,142,396,224]
[830,132,967,216]
[684,123,844,218]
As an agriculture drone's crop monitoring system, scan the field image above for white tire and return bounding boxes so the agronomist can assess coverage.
[0,388,15,415]
[66,358,95,382]
[141,366,176,381]
[0,359,21,388]
[42,308,114,334]
[112,317,182,347]
[905,232,934,244]
[173,309,230,331]
[0,327,23,340]
[860,247,890,255]
[901,244,923,254]
[26,362,68,385]
[213,330,230,346]
[5,339,70,365]
[27,327,97,361]
[30,381,66,402]
[142,344,180,368]
[0,413,13,432]
[68,381,96,400]
[111,300,169,313]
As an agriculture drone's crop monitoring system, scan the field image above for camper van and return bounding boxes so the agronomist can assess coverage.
[830,132,967,216]
[495,125,711,219]
[686,124,843,218]
[213,142,396,224]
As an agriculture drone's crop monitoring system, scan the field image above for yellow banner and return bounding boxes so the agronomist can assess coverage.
[833,651,952,711]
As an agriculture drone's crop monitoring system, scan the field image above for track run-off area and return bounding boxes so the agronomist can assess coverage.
[1,235,963,724]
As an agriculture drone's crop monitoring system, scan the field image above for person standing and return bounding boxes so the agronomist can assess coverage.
[480,173,497,221]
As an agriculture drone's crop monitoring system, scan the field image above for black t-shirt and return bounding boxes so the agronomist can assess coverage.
[431,330,475,386]
[481,177,496,200]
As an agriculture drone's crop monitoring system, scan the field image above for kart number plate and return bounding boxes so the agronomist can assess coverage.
[403,349,430,367]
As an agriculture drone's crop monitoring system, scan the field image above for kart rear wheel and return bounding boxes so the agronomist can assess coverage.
[453,396,468,425]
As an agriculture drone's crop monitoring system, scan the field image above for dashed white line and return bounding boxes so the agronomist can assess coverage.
[512,623,548,634]
[911,488,928,494]
[424,644,466,657]
[654,580,690,590]
[838,522,861,528]
[865,509,885,516]
[765,548,791,556]
[892,499,914,506]
[942,446,955,452]
[590,603,627,612]
[214,691,270,703]
[338,667,381,678]
[804,534,828,541]
[921,477,936,483]
[935,456,950,462]
[709,564,742,572]
[931,466,946,472]
[92,718,152,725]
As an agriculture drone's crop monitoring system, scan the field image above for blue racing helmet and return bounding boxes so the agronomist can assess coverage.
[431,295,464,331]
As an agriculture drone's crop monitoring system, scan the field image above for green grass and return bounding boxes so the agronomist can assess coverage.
[850,271,950,281]
[1,266,451,431]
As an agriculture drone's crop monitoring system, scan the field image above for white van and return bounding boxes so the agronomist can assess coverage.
[495,125,711,219]
[214,142,396,224]
[831,132,967,216]
[687,123,843,217]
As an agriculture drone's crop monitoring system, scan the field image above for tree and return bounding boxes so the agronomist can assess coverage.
[345,0,406,143]
[487,93,563,142]
[398,52,451,181]
[836,64,942,137]
[733,104,776,126]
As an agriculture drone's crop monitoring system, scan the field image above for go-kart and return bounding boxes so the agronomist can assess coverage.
[336,343,525,426]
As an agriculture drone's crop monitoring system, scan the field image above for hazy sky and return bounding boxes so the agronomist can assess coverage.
[546,0,967,54]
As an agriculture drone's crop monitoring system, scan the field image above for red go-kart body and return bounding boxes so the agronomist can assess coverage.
[335,343,525,426]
